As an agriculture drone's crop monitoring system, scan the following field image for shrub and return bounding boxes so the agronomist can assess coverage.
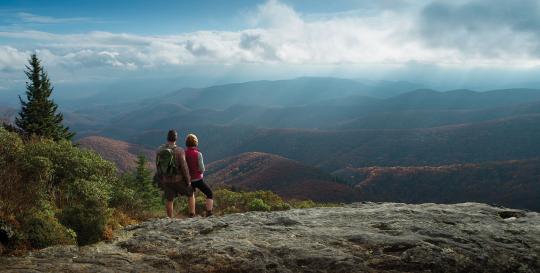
[109,176,137,211]
[289,199,317,209]
[248,198,271,212]
[21,214,75,248]
[111,156,162,217]
[0,128,32,218]
[174,188,291,216]
[59,199,109,246]
[65,178,112,207]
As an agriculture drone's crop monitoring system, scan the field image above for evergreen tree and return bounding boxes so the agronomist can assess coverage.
[135,154,153,184]
[15,54,74,141]
[133,155,161,210]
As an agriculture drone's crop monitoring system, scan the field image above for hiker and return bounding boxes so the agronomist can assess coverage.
[185,133,214,217]
[155,130,196,218]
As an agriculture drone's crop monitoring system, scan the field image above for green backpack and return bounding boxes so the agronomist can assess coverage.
[156,146,178,177]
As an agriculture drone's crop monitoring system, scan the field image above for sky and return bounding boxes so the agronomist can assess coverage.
[2,0,540,103]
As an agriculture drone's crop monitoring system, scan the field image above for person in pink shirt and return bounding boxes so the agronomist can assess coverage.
[185,133,214,217]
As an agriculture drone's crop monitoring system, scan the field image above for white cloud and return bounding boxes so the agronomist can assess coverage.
[0,46,29,72]
[0,0,540,74]
[16,12,94,24]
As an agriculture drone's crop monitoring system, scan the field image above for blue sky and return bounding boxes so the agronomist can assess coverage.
[2,0,540,102]
[0,0,381,34]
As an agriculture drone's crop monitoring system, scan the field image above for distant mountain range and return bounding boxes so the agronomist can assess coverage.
[65,82,540,136]
[2,77,540,210]
[154,77,425,110]
[53,77,540,171]
[89,113,539,172]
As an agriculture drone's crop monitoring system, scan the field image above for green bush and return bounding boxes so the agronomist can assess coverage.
[109,176,137,211]
[174,188,335,217]
[22,140,117,195]
[21,215,75,248]
[289,199,317,209]
[66,178,112,207]
[111,156,162,216]
[59,199,108,246]
[0,127,23,163]
[248,198,271,212]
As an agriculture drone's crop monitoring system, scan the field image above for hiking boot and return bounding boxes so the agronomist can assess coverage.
[206,210,213,217]
[189,213,196,218]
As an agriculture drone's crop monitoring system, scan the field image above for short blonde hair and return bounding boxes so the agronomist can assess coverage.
[185,133,198,147]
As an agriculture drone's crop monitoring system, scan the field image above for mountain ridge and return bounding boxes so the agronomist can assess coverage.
[333,158,540,211]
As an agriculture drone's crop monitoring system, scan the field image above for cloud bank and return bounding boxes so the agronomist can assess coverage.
[1,0,540,75]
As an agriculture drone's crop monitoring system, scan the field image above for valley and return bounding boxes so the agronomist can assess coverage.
[2,77,540,211]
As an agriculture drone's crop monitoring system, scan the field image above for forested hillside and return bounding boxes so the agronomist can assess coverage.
[206,152,356,202]
[77,136,155,172]
[333,159,540,211]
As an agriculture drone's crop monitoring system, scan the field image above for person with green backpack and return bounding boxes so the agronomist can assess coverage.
[155,130,195,218]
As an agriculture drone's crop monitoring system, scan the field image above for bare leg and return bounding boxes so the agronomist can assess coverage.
[188,194,196,216]
[166,201,174,218]
[206,198,213,212]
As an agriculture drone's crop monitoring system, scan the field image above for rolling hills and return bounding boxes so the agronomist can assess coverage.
[77,136,155,172]
[206,152,357,202]
[68,133,540,211]
[115,113,540,172]
[229,114,540,171]
[332,159,540,211]
[77,85,540,131]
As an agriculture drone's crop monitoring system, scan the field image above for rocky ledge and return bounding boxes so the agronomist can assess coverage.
[1,202,539,273]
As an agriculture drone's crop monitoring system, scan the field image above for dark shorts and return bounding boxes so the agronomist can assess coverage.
[162,182,194,202]
[191,179,213,199]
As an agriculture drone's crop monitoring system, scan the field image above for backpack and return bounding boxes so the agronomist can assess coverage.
[156,145,178,177]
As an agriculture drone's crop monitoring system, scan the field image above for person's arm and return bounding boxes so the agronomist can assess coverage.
[176,148,191,185]
[198,152,205,173]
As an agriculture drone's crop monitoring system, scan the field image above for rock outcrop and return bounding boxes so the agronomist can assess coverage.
[1,202,539,273]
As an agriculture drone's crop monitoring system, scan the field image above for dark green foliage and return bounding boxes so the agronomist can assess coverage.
[248,198,271,211]
[0,127,118,250]
[23,139,117,191]
[111,155,161,213]
[15,54,74,141]
[59,200,108,246]
[134,155,162,210]
[21,215,75,248]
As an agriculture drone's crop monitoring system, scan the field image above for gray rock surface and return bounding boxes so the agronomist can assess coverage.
[1,202,539,273]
